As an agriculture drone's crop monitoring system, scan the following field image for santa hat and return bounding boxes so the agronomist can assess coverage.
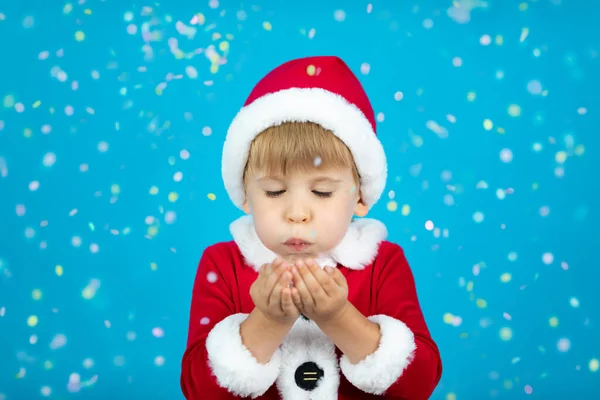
[221,55,387,209]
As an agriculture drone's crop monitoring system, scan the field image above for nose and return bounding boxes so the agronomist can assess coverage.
[286,199,311,223]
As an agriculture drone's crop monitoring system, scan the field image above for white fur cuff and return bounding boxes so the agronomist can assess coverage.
[339,315,416,395]
[206,313,281,398]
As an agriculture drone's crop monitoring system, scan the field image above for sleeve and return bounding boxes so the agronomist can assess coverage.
[180,245,281,399]
[339,243,442,399]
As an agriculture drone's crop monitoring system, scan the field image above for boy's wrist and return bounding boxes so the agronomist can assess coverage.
[253,307,296,330]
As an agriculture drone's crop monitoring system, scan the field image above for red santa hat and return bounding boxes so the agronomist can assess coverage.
[222,55,387,209]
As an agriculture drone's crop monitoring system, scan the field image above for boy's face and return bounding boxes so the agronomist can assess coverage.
[242,167,368,261]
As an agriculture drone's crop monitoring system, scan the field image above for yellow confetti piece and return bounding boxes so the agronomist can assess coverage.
[168,192,179,202]
[219,41,229,51]
[212,32,222,40]
[147,226,158,237]
[64,3,73,14]
[75,31,85,41]
[207,193,217,201]
[446,393,457,400]
[549,316,559,327]
[459,332,468,339]
[574,144,585,156]
[84,8,92,15]
[590,358,599,372]
[32,100,41,108]
[306,64,316,76]
[499,327,513,341]
[555,151,567,164]
[497,127,505,134]
[27,315,38,327]
[210,64,219,74]
[111,184,121,195]
[401,204,411,216]
[82,287,94,300]
[476,298,487,308]
[466,281,474,292]
[443,313,454,324]
[263,21,272,31]
[24,128,32,138]
[503,379,514,389]
[149,186,159,195]
[43,360,53,369]
[508,104,521,117]
[467,91,476,102]
[387,200,398,212]
[55,265,63,276]
[519,2,528,11]
[500,273,512,283]
[483,119,493,131]
[32,289,42,300]
[150,262,158,271]
[495,34,504,45]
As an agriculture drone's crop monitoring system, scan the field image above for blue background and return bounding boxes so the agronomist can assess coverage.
[1,0,598,398]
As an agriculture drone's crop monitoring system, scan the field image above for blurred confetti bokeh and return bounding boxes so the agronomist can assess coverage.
[1,1,599,399]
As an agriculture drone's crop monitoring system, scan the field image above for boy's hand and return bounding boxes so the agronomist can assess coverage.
[290,258,349,324]
[250,258,301,326]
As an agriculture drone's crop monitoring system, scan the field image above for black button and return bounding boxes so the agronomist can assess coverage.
[294,361,324,391]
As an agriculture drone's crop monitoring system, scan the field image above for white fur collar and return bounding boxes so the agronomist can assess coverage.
[229,215,388,272]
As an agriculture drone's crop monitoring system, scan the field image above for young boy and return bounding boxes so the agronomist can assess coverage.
[180,56,442,399]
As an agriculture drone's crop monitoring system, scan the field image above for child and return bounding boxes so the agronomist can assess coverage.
[180,56,442,399]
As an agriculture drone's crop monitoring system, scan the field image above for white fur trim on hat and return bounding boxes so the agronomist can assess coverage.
[222,87,387,210]
[206,313,281,398]
[339,314,416,395]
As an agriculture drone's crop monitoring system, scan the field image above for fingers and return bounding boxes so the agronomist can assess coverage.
[308,263,339,297]
[268,267,292,309]
[329,266,347,289]
[291,287,302,310]
[264,258,287,292]
[281,287,297,315]
[292,259,322,306]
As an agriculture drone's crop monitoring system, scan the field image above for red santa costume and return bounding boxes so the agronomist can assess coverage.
[180,56,442,399]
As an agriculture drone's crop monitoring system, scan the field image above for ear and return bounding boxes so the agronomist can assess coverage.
[354,199,369,217]
[242,198,251,215]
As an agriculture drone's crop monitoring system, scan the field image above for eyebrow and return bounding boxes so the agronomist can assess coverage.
[256,176,343,183]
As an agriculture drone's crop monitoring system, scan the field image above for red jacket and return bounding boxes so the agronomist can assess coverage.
[180,216,442,399]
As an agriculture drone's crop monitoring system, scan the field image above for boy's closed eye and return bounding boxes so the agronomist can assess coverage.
[264,190,333,198]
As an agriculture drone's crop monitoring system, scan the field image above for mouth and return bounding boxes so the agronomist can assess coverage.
[283,238,313,252]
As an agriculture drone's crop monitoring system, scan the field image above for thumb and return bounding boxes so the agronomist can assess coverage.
[281,288,297,313]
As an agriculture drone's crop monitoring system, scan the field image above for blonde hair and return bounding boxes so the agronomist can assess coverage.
[243,122,361,185]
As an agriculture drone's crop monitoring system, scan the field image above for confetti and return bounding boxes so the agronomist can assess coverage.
[590,358,599,372]
[499,327,513,341]
[333,10,346,22]
[0,4,593,399]
[500,148,513,163]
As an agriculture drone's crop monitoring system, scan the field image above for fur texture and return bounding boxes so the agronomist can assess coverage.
[339,315,416,395]
[222,87,388,210]
[205,313,281,398]
[276,319,340,399]
[229,215,388,272]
